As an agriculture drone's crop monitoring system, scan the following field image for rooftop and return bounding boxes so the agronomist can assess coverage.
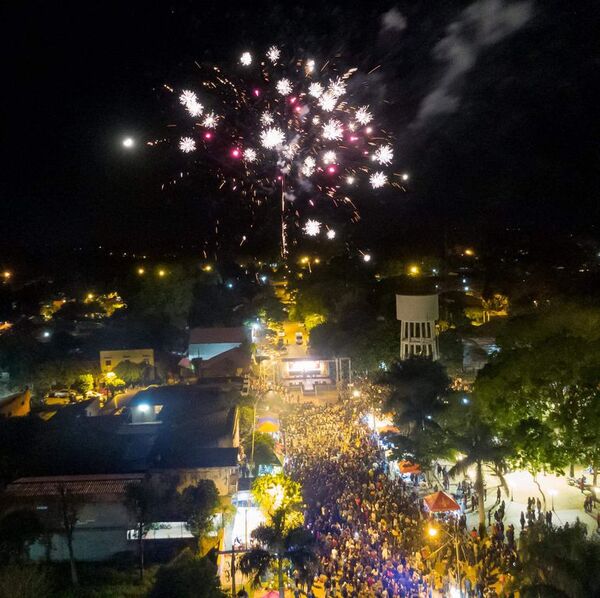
[189,326,248,345]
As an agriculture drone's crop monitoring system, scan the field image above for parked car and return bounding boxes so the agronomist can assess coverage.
[295,332,304,345]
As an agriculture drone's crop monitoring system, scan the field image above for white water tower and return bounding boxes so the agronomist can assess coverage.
[396,294,439,360]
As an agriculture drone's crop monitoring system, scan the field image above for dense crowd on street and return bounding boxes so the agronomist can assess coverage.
[282,397,526,597]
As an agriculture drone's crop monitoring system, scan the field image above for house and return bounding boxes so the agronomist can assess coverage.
[0,384,242,562]
[99,348,155,374]
[3,473,145,562]
[188,327,248,362]
[0,387,31,417]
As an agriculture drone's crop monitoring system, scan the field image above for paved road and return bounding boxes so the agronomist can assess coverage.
[281,321,308,359]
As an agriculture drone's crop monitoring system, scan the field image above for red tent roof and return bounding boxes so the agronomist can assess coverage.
[423,490,461,512]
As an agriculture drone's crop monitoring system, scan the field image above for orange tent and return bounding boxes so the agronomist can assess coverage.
[398,460,421,474]
[423,490,461,512]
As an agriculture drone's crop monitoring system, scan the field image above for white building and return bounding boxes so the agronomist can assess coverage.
[396,294,439,360]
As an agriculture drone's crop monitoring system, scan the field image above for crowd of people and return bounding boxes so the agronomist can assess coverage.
[283,397,521,597]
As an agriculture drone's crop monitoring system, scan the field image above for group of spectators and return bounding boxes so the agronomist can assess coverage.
[284,399,482,596]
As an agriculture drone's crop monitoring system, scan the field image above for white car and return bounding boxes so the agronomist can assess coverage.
[295,332,304,345]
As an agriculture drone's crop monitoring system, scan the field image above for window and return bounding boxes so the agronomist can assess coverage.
[409,322,414,337]
[105,359,112,366]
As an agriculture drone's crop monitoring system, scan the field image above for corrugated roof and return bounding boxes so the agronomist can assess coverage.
[5,474,145,497]
[188,327,247,345]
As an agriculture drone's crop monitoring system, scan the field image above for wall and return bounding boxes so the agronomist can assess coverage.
[188,343,241,361]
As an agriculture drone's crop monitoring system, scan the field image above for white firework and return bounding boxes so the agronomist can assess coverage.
[355,105,373,125]
[322,119,344,141]
[374,144,394,165]
[302,156,316,177]
[179,90,197,107]
[186,100,204,117]
[303,219,321,236]
[260,127,286,149]
[308,82,324,98]
[326,229,336,240]
[322,150,337,165]
[266,46,280,63]
[179,137,196,153]
[327,77,347,98]
[276,78,292,96]
[202,112,218,128]
[318,92,337,112]
[240,51,252,66]
[370,171,388,189]
[260,111,274,126]
[243,148,257,162]
[282,143,299,160]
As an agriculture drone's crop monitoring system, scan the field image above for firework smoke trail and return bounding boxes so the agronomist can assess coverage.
[164,46,404,258]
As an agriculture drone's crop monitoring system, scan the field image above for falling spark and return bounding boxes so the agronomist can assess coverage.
[326,229,336,239]
[303,219,321,236]
[322,119,344,141]
[260,127,286,149]
[276,78,293,95]
[179,137,196,153]
[374,144,394,165]
[401,173,410,181]
[179,90,197,107]
[308,82,323,98]
[370,171,387,188]
[346,176,355,185]
[302,156,316,177]
[306,59,315,73]
[355,106,373,125]
[322,150,337,165]
[243,148,257,162]
[240,52,252,66]
[266,46,280,63]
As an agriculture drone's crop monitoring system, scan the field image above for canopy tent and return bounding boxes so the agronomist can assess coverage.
[423,490,461,512]
[398,460,421,474]
[256,416,280,433]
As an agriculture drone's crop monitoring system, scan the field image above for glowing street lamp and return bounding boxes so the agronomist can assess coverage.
[122,137,135,148]
[137,267,145,275]
[408,264,420,276]
[2,271,11,280]
[158,269,166,277]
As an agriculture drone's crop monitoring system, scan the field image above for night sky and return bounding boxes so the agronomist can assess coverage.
[4,1,599,256]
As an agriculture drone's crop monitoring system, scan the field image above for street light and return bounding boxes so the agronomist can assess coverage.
[158,269,166,277]
[427,524,463,594]
[137,267,145,275]
[122,137,135,148]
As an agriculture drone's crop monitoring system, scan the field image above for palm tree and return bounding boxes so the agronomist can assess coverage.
[239,510,316,598]
[380,357,450,433]
[510,520,600,597]
[448,417,509,536]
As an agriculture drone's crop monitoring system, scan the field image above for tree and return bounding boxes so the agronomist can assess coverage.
[178,480,220,550]
[239,510,316,598]
[149,549,225,598]
[56,483,80,586]
[251,473,303,530]
[72,373,94,395]
[475,302,600,483]
[510,521,600,597]
[379,357,450,433]
[447,415,510,536]
[125,477,160,581]
[114,359,144,385]
[0,510,43,563]
[0,565,51,598]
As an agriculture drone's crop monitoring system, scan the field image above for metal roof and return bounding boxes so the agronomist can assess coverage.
[4,474,145,497]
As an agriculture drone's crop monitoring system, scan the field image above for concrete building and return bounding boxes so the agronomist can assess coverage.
[396,294,439,360]
[99,348,154,374]
[188,327,248,361]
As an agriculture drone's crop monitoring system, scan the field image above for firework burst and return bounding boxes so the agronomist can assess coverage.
[166,46,402,256]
